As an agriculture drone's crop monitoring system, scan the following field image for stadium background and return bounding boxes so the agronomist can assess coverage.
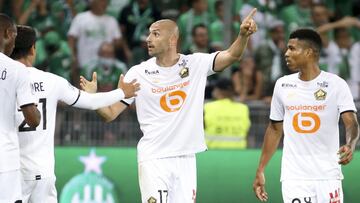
[2,0,360,202]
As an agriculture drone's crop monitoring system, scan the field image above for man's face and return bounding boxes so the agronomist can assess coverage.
[146,23,171,57]
[311,5,329,26]
[270,26,285,44]
[193,0,208,13]
[4,25,17,56]
[193,27,208,48]
[92,0,108,15]
[285,39,307,71]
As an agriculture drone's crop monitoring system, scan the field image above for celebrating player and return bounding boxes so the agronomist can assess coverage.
[11,25,139,203]
[81,9,257,203]
[253,28,359,203]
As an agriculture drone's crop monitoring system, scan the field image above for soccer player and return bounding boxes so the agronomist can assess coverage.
[253,28,359,203]
[11,25,140,203]
[0,14,40,203]
[80,9,257,203]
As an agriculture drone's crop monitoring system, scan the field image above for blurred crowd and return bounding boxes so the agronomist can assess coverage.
[2,0,359,148]
[1,0,359,102]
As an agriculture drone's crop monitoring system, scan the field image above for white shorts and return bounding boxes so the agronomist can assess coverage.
[0,170,22,203]
[282,180,343,203]
[138,154,197,203]
[22,177,57,203]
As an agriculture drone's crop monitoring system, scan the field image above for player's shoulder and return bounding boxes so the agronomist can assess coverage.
[320,71,347,86]
[128,57,156,72]
[276,72,298,83]
[30,67,66,82]
[0,53,25,68]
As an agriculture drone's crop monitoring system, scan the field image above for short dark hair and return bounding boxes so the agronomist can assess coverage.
[191,23,207,36]
[215,78,234,91]
[215,0,223,11]
[10,25,36,60]
[289,28,322,55]
[0,13,15,32]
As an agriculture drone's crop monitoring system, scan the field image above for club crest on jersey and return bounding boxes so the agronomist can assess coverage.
[147,197,157,203]
[179,67,189,78]
[314,89,326,100]
[178,59,189,78]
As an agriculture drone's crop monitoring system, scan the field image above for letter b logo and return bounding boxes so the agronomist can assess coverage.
[160,90,187,112]
[293,112,320,133]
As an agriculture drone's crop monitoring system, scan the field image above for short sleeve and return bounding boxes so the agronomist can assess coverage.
[336,78,357,113]
[110,18,121,39]
[67,14,81,37]
[16,68,37,107]
[55,75,81,105]
[193,52,220,76]
[269,79,284,121]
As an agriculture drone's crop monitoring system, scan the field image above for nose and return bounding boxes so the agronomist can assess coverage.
[285,49,289,58]
[146,34,151,43]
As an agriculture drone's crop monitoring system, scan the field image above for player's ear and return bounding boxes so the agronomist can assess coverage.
[30,44,36,55]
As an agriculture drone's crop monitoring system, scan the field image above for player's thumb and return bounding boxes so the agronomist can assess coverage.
[92,72,97,82]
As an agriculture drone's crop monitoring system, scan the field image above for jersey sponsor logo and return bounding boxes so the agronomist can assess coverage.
[145,69,159,75]
[317,81,328,88]
[151,81,190,94]
[286,105,326,111]
[314,89,327,100]
[293,112,320,133]
[282,83,297,88]
[160,90,187,112]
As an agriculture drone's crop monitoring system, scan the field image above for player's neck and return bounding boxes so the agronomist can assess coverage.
[298,64,321,81]
[156,52,180,67]
[17,57,32,67]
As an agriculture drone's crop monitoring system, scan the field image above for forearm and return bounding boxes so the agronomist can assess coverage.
[96,102,126,122]
[345,121,360,150]
[228,34,250,61]
[73,89,124,110]
[257,123,283,172]
[215,35,250,71]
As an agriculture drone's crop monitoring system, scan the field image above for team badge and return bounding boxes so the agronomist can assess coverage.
[147,197,157,203]
[178,59,189,78]
[314,89,326,100]
[179,67,189,78]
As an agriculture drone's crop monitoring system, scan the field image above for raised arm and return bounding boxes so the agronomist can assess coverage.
[214,8,257,72]
[253,121,283,202]
[338,111,359,165]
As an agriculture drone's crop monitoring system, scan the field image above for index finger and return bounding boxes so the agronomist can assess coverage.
[244,8,257,21]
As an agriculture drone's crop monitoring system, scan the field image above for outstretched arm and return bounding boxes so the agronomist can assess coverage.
[253,121,283,202]
[214,8,257,72]
[79,72,134,122]
[338,111,359,165]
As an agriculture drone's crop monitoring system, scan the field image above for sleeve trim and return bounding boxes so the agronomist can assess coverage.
[340,110,356,115]
[120,100,130,106]
[20,103,36,108]
[70,89,81,106]
[270,119,283,123]
[211,52,221,73]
